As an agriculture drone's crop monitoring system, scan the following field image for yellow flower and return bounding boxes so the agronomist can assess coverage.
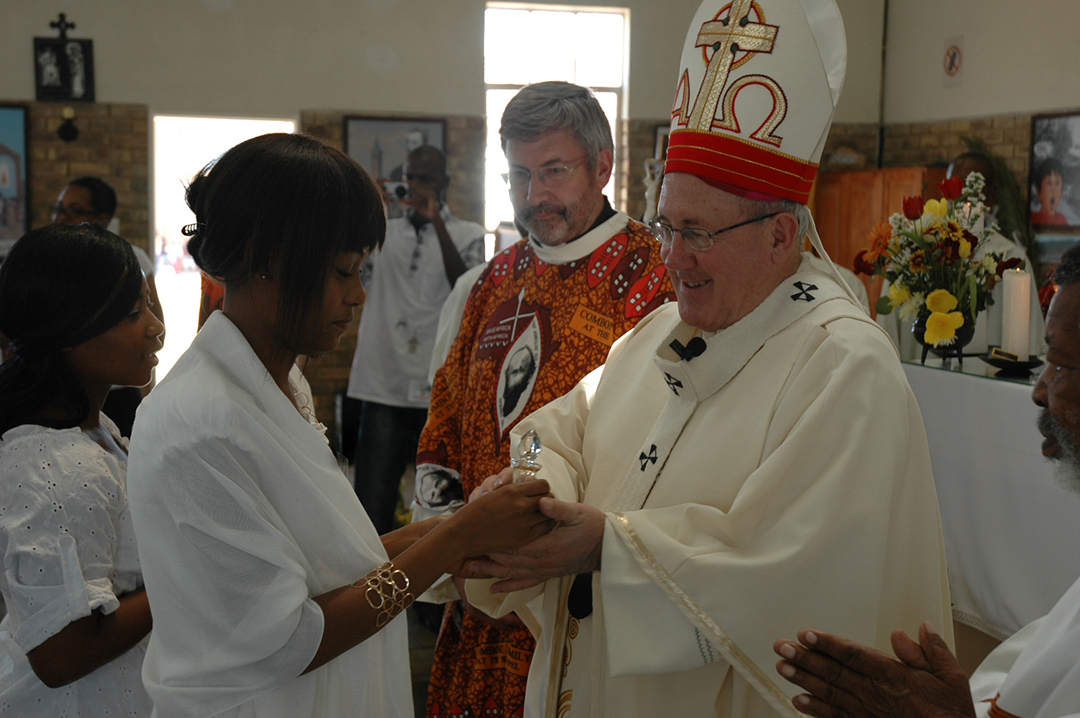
[959,238,971,259]
[888,283,911,305]
[924,311,965,346]
[926,289,958,313]
[924,199,948,218]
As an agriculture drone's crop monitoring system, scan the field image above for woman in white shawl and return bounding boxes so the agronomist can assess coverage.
[126,134,552,718]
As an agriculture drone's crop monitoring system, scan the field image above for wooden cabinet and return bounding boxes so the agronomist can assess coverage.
[812,166,946,313]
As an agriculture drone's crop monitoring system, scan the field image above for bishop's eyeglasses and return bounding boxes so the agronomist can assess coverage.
[501,160,585,191]
[648,212,781,252]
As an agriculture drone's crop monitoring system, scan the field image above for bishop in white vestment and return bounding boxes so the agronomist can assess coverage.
[464,1,953,716]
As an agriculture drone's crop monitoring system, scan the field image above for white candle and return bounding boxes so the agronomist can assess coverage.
[1001,268,1031,361]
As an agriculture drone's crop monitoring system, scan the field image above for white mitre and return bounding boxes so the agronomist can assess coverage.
[666,0,860,306]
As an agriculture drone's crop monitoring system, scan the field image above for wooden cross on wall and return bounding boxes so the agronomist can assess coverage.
[49,13,76,40]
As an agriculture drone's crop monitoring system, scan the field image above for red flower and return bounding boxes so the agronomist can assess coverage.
[996,257,1023,277]
[902,196,924,220]
[938,176,964,200]
[963,228,980,254]
[853,249,875,276]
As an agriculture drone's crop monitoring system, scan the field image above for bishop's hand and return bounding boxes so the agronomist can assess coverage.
[773,623,976,718]
[464,497,605,594]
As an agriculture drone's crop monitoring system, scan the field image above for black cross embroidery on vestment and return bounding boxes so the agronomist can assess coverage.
[664,373,683,395]
[639,444,658,471]
[791,281,818,302]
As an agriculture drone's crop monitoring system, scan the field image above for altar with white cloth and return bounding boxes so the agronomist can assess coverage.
[903,361,1080,649]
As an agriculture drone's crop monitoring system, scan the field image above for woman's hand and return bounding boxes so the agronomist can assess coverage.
[468,466,515,502]
[451,479,554,558]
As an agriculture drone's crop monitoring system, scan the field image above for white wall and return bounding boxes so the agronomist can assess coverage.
[833,0,885,124]
[883,0,1080,123]
[3,0,884,123]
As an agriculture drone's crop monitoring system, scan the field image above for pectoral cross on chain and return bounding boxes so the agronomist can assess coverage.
[687,0,778,131]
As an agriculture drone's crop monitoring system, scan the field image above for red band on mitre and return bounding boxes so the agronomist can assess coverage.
[665,130,818,204]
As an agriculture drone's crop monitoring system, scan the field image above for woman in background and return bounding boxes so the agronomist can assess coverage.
[126,134,551,718]
[0,223,162,715]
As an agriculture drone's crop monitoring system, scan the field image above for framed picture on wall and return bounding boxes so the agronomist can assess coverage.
[344,116,446,184]
[0,104,30,255]
[33,37,95,102]
[1029,111,1080,231]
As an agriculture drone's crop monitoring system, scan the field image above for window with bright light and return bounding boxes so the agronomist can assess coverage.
[152,116,295,380]
[484,4,629,232]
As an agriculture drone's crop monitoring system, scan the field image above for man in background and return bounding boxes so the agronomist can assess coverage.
[413,80,673,718]
[346,145,485,536]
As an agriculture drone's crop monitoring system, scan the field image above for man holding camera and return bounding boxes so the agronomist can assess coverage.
[346,144,485,535]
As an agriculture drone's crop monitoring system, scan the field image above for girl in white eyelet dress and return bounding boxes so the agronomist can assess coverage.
[0,223,164,716]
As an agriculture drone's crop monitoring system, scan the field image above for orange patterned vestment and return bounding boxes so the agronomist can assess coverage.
[417,216,674,718]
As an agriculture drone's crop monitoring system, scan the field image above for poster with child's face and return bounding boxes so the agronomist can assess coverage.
[1031,113,1080,230]
[0,105,29,253]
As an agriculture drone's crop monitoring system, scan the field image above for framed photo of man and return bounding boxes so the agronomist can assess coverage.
[343,116,446,182]
[34,37,95,102]
[1030,111,1080,231]
[0,104,30,254]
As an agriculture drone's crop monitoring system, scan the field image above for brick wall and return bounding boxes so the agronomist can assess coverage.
[821,123,881,171]
[882,115,1032,194]
[28,102,151,255]
[299,110,486,451]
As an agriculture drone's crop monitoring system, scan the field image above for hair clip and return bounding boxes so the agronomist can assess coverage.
[181,222,206,237]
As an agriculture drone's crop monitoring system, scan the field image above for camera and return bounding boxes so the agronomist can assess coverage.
[383,181,411,200]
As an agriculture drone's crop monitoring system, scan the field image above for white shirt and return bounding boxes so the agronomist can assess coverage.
[348,208,485,407]
[0,415,150,717]
[970,573,1080,718]
[128,313,412,718]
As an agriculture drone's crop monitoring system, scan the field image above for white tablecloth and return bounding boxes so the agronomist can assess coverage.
[904,362,1080,639]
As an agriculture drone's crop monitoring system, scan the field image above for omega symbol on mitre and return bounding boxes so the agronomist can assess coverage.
[671,0,787,148]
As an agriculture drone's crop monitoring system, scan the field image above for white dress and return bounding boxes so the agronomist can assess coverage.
[0,415,151,716]
[127,312,412,718]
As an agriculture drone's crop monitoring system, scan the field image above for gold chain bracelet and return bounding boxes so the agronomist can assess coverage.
[352,561,414,627]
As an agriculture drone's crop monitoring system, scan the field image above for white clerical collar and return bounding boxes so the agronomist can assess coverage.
[529,211,630,265]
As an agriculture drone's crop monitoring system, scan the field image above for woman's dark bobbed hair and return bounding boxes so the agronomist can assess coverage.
[0,223,143,436]
[184,133,386,351]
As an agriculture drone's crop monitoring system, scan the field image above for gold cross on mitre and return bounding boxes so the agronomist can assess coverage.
[687,0,778,131]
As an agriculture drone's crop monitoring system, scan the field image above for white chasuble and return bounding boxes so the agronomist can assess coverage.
[469,259,953,718]
[969,574,1080,718]
[128,313,412,718]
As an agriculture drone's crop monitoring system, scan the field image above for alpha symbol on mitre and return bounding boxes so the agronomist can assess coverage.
[672,0,785,147]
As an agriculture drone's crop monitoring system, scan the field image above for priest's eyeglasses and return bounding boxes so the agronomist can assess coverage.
[501,161,585,191]
[649,212,781,252]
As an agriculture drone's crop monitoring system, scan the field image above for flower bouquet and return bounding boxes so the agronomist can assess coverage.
[855,172,1024,353]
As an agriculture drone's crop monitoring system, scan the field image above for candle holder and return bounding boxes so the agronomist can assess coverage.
[983,350,1043,378]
